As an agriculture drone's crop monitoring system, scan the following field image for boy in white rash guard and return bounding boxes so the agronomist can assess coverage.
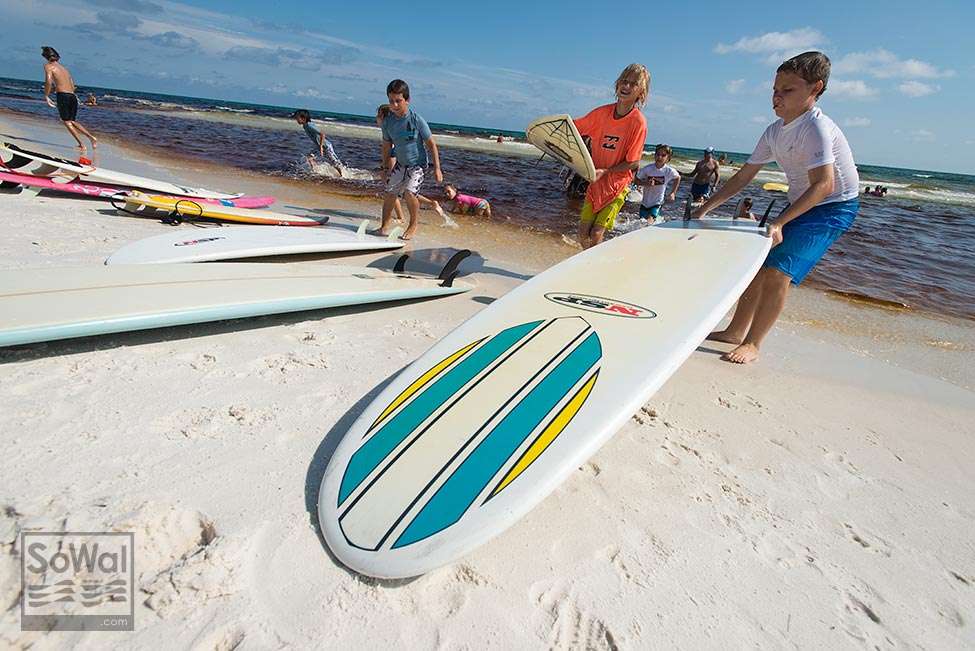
[693,51,860,364]
[634,144,681,221]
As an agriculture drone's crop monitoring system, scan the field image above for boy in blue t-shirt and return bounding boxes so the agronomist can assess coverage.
[291,109,345,178]
[694,51,860,364]
[376,79,443,240]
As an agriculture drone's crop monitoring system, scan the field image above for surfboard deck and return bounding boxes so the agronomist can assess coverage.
[118,191,321,226]
[525,114,597,182]
[105,225,404,264]
[318,217,771,578]
[0,262,472,347]
[0,170,275,208]
[1,142,240,200]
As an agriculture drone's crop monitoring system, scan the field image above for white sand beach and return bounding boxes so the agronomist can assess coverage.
[1,115,973,649]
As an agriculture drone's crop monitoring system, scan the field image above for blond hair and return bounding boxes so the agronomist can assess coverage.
[615,63,650,106]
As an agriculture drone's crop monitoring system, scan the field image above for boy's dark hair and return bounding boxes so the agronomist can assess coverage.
[777,51,830,98]
[41,46,60,61]
[654,144,672,157]
[386,79,410,100]
[291,109,311,121]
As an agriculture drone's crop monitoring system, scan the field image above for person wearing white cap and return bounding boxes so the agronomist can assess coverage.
[686,146,720,202]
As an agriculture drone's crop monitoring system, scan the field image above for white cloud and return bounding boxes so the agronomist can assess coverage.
[911,129,935,141]
[842,117,871,127]
[715,28,824,56]
[751,115,770,124]
[833,49,953,79]
[829,79,878,100]
[725,79,746,94]
[898,80,939,97]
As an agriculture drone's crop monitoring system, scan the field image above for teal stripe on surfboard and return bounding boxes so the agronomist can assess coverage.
[392,330,602,548]
[338,319,544,505]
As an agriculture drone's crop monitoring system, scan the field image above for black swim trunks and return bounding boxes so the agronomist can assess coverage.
[56,92,78,121]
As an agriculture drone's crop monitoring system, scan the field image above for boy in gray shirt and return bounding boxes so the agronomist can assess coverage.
[376,79,443,240]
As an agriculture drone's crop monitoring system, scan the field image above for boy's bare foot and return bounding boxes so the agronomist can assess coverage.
[400,227,417,241]
[90,136,98,149]
[722,343,759,364]
[706,329,743,344]
[433,201,446,217]
[368,228,389,236]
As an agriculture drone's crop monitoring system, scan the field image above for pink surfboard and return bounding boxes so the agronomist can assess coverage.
[0,170,275,209]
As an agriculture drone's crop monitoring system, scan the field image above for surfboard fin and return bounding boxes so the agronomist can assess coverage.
[759,200,776,227]
[388,226,404,240]
[394,254,409,273]
[438,249,472,287]
[683,198,692,220]
[357,220,369,236]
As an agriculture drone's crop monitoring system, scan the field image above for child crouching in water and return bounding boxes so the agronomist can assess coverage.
[443,184,492,217]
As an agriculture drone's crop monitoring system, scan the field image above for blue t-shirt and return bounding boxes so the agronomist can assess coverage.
[381,108,432,167]
[302,122,323,148]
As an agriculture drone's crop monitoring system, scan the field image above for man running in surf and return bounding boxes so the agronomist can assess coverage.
[687,146,720,203]
[41,46,97,152]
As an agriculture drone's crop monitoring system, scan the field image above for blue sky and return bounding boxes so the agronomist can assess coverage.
[3,0,971,173]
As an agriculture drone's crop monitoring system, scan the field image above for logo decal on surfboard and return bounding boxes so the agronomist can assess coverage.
[174,237,227,247]
[336,317,601,551]
[544,293,656,319]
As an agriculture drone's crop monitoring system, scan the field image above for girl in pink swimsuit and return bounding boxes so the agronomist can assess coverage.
[444,184,492,217]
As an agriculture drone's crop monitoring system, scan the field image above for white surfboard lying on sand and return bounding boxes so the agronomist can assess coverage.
[105,223,404,264]
[525,114,597,182]
[318,217,771,578]
[0,254,472,347]
[0,141,240,200]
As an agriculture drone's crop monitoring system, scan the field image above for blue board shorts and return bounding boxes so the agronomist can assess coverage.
[690,182,711,200]
[639,204,662,220]
[764,198,859,285]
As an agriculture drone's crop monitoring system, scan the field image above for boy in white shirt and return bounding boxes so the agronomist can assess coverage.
[634,144,681,221]
[694,51,860,364]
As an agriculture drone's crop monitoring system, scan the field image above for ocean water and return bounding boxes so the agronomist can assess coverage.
[1,77,973,320]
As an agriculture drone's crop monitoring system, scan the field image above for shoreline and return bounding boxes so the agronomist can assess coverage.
[0,113,973,648]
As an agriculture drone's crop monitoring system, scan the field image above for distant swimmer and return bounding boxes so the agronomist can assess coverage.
[573,63,649,249]
[687,146,720,203]
[863,185,887,197]
[291,109,345,178]
[634,144,681,221]
[85,93,97,107]
[734,197,756,219]
[41,46,97,152]
[694,51,860,364]
[444,183,492,217]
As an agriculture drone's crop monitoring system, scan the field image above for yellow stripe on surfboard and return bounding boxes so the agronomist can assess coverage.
[762,182,789,193]
[490,370,599,497]
[367,339,484,433]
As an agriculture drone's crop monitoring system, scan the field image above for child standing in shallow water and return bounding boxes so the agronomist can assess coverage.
[574,64,649,249]
[634,144,681,222]
[292,109,345,178]
[695,51,860,364]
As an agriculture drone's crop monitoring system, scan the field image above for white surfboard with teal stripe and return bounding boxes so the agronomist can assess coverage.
[319,217,771,578]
